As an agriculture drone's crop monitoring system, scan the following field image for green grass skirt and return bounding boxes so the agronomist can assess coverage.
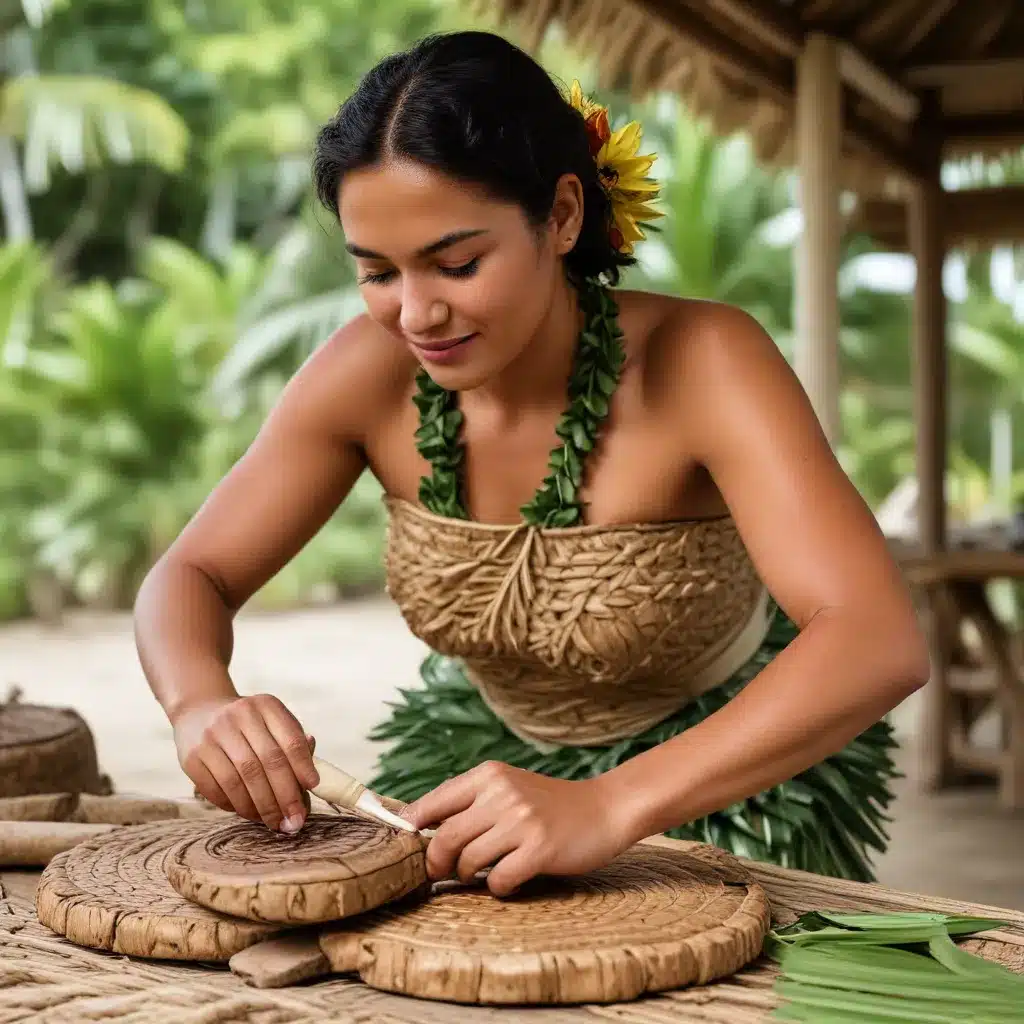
[368,606,901,882]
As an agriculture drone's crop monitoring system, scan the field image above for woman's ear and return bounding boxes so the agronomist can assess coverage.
[549,173,585,255]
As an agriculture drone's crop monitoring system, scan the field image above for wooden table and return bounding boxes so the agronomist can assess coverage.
[899,548,1024,808]
[3,835,1023,1024]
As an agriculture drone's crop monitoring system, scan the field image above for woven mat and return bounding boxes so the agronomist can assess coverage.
[2,836,1023,1024]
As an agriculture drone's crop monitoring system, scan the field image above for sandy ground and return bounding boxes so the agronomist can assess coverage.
[1,597,1021,910]
[0,599,426,799]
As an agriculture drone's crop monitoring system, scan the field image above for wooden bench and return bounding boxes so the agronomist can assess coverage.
[900,549,1024,808]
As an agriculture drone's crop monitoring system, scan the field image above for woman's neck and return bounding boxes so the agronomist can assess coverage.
[464,275,582,419]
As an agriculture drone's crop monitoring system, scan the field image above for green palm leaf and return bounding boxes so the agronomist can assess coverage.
[1,75,188,191]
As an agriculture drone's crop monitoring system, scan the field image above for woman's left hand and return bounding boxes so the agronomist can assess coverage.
[400,761,638,896]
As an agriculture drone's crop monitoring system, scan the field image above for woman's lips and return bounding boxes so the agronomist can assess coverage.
[412,333,478,364]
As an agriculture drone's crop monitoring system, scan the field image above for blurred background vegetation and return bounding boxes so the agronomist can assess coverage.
[2,0,1023,623]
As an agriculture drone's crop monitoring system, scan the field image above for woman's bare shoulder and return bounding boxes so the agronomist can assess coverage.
[283,312,418,444]
[615,289,787,409]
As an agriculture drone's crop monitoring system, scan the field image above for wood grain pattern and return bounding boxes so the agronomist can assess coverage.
[35,820,283,961]
[319,842,771,1005]
[165,812,429,925]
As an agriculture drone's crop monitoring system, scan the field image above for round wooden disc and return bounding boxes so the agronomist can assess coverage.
[35,820,283,961]
[164,812,429,925]
[319,842,771,1005]
[0,695,107,799]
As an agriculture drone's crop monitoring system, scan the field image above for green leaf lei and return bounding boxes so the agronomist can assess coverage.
[413,277,624,527]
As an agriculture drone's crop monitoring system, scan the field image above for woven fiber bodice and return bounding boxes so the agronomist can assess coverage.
[384,497,771,750]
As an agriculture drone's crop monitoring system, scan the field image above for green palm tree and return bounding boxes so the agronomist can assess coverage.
[0,2,188,241]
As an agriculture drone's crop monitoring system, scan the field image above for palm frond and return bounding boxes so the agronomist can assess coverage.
[212,287,364,396]
[1,75,188,191]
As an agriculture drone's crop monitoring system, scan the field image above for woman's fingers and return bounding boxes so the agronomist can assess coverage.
[453,823,519,884]
[212,723,284,829]
[484,844,539,898]
[425,806,493,880]
[187,757,234,814]
[258,696,320,791]
[237,706,309,832]
[197,743,262,823]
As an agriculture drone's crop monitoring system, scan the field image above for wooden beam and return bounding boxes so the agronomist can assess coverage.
[837,42,920,122]
[961,0,1015,56]
[894,0,958,59]
[629,0,922,177]
[857,0,927,46]
[795,32,842,447]
[908,93,951,794]
[700,0,920,122]
[908,99,947,557]
[903,57,1024,88]
[630,0,793,106]
[704,0,801,57]
[852,186,1024,249]
[943,111,1024,146]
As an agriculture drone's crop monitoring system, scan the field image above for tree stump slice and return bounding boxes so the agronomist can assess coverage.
[165,812,429,925]
[320,842,771,1005]
[0,695,106,799]
[35,820,284,961]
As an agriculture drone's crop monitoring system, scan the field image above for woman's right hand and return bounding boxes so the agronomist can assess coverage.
[172,694,320,833]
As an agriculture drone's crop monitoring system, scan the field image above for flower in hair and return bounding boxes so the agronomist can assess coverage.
[567,80,663,255]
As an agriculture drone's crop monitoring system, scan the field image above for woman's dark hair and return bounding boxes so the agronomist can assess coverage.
[312,31,632,285]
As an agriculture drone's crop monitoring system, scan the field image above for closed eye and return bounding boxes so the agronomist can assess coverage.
[357,268,396,285]
[439,257,480,279]
[357,258,480,287]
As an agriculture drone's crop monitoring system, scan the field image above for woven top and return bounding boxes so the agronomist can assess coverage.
[385,497,770,748]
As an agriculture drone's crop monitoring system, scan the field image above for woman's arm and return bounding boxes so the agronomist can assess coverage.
[605,301,930,841]
[134,317,386,833]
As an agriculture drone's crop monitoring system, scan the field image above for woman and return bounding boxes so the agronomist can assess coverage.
[134,30,929,895]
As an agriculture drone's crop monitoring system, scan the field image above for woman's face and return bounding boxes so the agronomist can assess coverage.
[337,158,575,391]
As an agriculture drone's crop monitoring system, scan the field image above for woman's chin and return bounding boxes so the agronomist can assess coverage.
[416,356,493,392]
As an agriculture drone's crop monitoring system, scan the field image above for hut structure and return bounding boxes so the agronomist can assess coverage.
[474,0,1024,807]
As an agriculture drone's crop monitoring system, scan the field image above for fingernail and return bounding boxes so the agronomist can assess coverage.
[281,815,304,834]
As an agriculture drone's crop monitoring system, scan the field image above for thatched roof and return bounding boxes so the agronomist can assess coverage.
[477,0,1024,198]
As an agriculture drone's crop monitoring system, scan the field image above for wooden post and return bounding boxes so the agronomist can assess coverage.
[794,32,842,447]
[908,93,951,790]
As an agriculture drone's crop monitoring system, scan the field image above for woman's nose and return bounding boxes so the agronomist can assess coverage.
[399,282,449,335]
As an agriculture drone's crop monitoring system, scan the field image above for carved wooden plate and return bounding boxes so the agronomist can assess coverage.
[165,812,429,924]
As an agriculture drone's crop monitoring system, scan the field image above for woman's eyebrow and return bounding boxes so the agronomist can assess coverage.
[345,228,489,260]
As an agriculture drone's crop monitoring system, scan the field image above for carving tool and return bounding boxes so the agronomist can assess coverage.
[310,756,434,836]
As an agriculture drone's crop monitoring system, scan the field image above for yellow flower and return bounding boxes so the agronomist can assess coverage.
[566,80,663,255]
